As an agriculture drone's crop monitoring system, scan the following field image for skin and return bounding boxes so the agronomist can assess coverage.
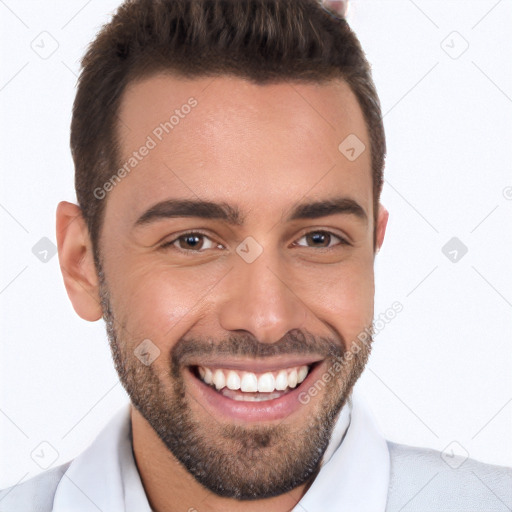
[56,74,388,512]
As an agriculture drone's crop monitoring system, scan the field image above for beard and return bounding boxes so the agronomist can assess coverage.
[97,264,372,500]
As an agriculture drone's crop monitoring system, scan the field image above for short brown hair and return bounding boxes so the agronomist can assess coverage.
[71,0,385,260]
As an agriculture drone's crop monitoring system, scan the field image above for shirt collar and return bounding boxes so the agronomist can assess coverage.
[296,387,390,511]
[52,386,389,512]
[319,393,352,468]
[52,401,149,512]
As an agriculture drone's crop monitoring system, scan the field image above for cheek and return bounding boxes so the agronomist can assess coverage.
[108,259,227,348]
[297,258,375,335]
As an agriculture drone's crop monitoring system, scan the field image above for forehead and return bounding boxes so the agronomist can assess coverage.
[108,74,372,224]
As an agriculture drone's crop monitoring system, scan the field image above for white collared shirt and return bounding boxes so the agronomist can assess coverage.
[52,387,390,511]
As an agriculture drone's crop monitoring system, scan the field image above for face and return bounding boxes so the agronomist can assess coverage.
[66,74,388,500]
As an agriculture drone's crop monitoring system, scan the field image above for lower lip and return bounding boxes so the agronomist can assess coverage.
[185,362,324,423]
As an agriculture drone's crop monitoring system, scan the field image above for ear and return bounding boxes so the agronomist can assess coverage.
[56,201,103,321]
[375,203,389,254]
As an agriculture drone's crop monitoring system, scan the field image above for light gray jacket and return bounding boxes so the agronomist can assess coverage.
[1,441,511,512]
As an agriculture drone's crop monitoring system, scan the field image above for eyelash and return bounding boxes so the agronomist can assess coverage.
[160,229,350,252]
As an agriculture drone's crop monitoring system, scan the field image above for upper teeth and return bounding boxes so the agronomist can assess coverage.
[197,365,310,393]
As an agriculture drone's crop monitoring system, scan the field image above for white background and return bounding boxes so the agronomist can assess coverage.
[1,0,511,488]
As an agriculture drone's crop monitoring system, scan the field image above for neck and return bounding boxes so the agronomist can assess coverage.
[130,406,313,512]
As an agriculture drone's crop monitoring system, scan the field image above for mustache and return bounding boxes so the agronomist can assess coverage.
[170,328,346,370]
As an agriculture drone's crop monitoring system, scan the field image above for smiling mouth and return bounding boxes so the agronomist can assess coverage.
[190,362,320,402]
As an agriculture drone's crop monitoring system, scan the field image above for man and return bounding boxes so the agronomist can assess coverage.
[1,0,510,511]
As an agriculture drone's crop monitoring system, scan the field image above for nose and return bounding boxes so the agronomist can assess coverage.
[217,251,308,344]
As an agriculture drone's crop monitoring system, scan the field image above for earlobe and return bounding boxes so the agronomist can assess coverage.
[56,201,103,321]
[375,203,389,253]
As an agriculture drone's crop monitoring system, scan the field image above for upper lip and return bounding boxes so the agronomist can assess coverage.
[188,356,324,373]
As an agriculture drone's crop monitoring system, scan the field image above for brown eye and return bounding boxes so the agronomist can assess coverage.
[295,230,347,248]
[162,232,221,252]
[178,234,204,250]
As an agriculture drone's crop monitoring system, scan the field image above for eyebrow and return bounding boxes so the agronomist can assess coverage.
[134,199,244,226]
[287,197,367,223]
[133,196,367,227]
